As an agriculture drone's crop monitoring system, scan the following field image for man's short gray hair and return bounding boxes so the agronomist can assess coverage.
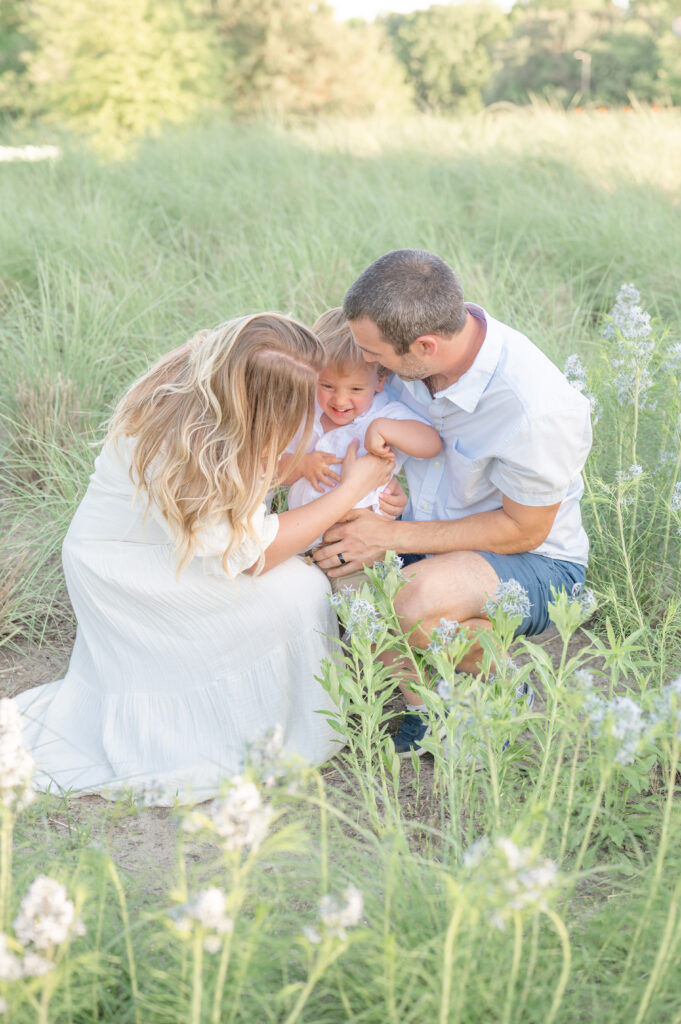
[343,249,467,355]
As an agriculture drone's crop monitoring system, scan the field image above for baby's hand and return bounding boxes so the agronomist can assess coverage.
[301,451,341,492]
[364,420,396,462]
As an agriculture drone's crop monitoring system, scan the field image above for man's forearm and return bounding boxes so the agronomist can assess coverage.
[384,507,551,556]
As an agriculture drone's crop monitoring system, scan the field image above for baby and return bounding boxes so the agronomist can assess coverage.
[280,307,442,559]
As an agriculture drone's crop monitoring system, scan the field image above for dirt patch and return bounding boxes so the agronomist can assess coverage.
[0,636,73,696]
[1,624,595,895]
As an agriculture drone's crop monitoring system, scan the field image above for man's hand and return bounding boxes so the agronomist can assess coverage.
[313,508,396,577]
[377,476,408,519]
[300,451,341,492]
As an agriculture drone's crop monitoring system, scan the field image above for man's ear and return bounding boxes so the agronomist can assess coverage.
[411,334,439,358]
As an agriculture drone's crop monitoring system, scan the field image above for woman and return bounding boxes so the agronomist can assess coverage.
[15,313,391,804]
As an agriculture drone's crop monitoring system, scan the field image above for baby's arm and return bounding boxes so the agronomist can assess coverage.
[278,450,341,492]
[364,417,442,460]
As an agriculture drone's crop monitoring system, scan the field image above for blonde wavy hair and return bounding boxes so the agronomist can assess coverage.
[108,313,323,574]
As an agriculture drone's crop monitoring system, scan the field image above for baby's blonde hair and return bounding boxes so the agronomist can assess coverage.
[313,307,386,380]
[108,313,323,575]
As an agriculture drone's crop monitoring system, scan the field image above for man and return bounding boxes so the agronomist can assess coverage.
[313,249,592,755]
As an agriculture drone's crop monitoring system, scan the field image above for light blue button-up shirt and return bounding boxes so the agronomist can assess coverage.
[385,304,592,565]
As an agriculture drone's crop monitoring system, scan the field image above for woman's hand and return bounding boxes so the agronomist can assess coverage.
[340,440,393,499]
[300,451,341,492]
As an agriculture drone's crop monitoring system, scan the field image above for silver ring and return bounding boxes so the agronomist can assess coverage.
[337,553,347,565]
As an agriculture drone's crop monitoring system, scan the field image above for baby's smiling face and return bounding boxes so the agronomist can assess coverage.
[316,362,383,429]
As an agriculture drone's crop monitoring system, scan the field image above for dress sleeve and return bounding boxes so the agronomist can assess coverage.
[149,500,279,576]
[194,504,280,576]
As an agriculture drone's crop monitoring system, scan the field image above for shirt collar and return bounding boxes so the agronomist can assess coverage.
[389,305,503,413]
[433,305,502,412]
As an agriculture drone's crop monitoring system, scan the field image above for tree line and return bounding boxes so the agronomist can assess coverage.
[0,0,679,151]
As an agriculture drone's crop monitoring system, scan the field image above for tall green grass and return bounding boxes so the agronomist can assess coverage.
[0,107,680,1021]
[1,107,680,646]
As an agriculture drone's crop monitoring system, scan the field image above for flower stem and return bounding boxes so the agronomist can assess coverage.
[0,808,13,931]
[501,913,523,1024]
[106,859,141,1024]
[545,909,571,1024]
[633,883,681,1024]
[191,929,203,1024]
[438,898,463,1024]
[573,770,608,875]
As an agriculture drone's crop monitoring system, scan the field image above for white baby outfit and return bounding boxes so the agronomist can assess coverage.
[14,437,341,805]
[287,390,428,545]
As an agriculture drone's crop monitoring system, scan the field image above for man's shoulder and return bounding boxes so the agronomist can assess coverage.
[485,315,586,419]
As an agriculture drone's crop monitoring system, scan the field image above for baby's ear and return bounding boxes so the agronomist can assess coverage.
[374,370,388,393]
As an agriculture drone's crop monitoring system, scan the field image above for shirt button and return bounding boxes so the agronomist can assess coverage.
[433,460,441,468]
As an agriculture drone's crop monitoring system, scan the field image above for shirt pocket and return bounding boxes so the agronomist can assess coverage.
[444,446,496,510]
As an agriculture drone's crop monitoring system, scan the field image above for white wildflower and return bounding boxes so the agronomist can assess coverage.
[586,391,601,426]
[651,675,681,742]
[602,284,652,343]
[671,482,681,512]
[210,777,272,853]
[372,552,406,581]
[0,699,35,812]
[428,618,461,653]
[564,354,588,392]
[314,885,364,941]
[14,877,85,950]
[570,583,598,620]
[485,579,531,621]
[465,836,558,931]
[462,836,491,868]
[245,725,286,787]
[328,586,355,610]
[188,888,233,933]
[343,595,383,644]
[436,678,455,703]
[564,353,600,422]
[0,935,22,982]
[663,342,681,373]
[574,669,596,691]
[586,694,646,766]
[616,465,643,484]
[173,887,233,953]
[21,952,54,978]
[603,285,656,409]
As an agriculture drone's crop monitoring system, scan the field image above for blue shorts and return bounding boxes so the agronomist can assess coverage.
[399,550,586,638]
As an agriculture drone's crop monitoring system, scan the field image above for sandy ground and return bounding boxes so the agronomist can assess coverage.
[0,624,592,896]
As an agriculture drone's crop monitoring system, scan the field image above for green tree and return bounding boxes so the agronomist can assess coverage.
[489,1,680,107]
[13,0,220,152]
[488,4,620,105]
[0,0,30,113]
[212,0,411,117]
[382,3,510,114]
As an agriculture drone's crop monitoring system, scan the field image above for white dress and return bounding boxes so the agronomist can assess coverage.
[14,438,341,805]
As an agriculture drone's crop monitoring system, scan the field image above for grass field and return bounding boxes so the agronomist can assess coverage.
[0,107,681,1021]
